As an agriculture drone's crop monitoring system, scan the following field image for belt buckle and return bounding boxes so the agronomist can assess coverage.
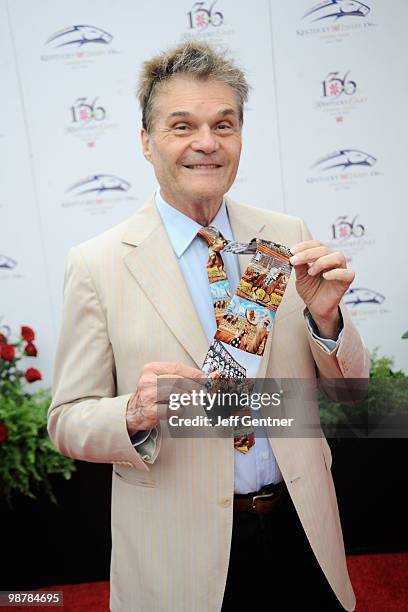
[251,490,274,512]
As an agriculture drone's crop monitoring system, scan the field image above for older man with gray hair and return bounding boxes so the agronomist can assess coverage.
[49,40,369,611]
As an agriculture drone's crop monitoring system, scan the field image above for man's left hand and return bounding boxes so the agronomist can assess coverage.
[289,240,355,340]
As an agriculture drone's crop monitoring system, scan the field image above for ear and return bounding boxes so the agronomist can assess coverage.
[141,128,152,163]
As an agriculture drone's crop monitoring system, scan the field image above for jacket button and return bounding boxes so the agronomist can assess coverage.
[219,498,231,508]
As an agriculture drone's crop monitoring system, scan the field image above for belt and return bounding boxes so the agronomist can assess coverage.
[233,481,288,515]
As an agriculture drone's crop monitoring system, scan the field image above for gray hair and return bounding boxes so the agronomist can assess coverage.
[137,40,250,133]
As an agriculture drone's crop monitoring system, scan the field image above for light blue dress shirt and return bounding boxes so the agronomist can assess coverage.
[132,190,342,494]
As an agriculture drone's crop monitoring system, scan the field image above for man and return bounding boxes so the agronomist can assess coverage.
[48,41,370,611]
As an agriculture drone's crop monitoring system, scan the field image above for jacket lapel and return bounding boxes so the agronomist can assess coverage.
[121,196,208,368]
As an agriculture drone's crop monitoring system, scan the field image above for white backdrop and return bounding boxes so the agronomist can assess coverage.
[1,0,407,385]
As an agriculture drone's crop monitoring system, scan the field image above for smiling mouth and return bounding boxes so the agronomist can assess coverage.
[183,164,222,169]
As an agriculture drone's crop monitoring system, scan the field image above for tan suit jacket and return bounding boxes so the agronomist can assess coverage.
[48,195,370,611]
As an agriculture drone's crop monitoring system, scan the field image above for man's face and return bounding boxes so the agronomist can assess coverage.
[141,76,242,210]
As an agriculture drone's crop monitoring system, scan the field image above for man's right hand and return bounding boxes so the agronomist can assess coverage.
[126,362,205,436]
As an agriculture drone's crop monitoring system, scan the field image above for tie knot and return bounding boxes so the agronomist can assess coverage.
[198,226,227,251]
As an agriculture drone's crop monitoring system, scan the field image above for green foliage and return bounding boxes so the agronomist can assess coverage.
[319,348,408,434]
[0,326,75,507]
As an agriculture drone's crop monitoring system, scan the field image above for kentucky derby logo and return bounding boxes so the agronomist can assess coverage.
[66,97,117,147]
[41,25,118,67]
[306,149,381,187]
[67,175,130,197]
[70,97,106,125]
[313,149,376,172]
[345,288,385,307]
[322,71,357,98]
[314,70,367,121]
[303,0,370,22]
[331,215,365,240]
[328,215,374,266]
[45,25,113,48]
[61,174,135,215]
[187,1,224,30]
[297,1,375,41]
[0,255,17,270]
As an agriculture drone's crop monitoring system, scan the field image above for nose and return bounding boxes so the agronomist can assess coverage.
[190,125,219,154]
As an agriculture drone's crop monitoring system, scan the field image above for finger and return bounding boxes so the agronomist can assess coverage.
[157,374,207,396]
[157,402,175,420]
[156,393,202,420]
[322,268,355,282]
[137,373,159,403]
[289,246,332,266]
[307,252,347,276]
[290,240,323,255]
[142,361,204,379]
[127,403,159,429]
[157,373,206,387]
[133,413,160,428]
[142,372,205,410]
[156,378,205,403]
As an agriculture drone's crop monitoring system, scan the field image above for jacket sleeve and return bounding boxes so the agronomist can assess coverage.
[299,218,371,381]
[47,247,161,471]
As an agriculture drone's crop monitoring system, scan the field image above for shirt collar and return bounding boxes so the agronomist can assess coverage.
[155,189,233,258]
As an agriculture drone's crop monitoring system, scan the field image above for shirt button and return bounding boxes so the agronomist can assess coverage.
[219,498,232,508]
[262,452,269,460]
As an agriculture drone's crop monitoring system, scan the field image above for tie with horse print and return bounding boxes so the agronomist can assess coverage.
[198,226,293,454]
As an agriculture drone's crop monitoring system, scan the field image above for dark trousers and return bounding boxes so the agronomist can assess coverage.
[221,490,346,611]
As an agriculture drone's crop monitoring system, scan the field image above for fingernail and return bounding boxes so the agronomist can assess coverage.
[289,255,299,264]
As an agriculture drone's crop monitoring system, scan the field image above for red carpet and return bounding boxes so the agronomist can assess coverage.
[348,553,408,611]
[4,553,407,611]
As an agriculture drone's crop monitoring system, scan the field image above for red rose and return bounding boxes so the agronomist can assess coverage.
[0,333,6,344]
[0,423,9,442]
[25,367,42,383]
[24,342,38,357]
[1,343,15,362]
[21,326,35,342]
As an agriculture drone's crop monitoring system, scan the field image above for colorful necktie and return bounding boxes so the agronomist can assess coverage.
[198,226,293,453]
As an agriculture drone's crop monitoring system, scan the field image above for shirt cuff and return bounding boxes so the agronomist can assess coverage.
[304,309,343,354]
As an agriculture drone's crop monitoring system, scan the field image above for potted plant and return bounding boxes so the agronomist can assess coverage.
[0,323,75,507]
[319,349,408,437]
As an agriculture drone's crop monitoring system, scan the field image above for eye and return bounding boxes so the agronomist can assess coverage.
[215,122,236,133]
[173,124,190,131]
